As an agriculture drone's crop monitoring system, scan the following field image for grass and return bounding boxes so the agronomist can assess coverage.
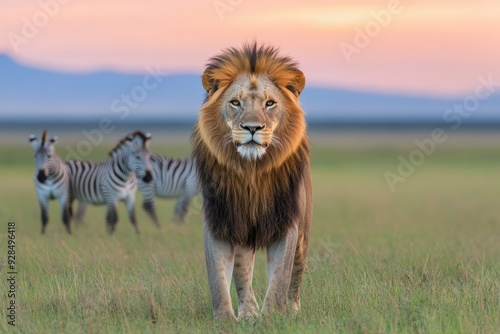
[0,130,499,333]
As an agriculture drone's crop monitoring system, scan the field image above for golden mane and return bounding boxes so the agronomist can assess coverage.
[192,43,310,249]
[202,43,305,98]
[196,43,307,174]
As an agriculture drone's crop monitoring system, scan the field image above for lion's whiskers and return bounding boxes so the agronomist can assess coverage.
[221,133,234,147]
[271,136,284,151]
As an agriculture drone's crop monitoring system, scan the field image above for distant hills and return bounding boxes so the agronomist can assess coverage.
[0,55,498,122]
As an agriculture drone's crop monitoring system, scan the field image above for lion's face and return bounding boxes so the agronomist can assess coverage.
[221,75,283,160]
[198,44,306,168]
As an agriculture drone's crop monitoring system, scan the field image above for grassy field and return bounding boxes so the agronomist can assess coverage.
[1,129,499,333]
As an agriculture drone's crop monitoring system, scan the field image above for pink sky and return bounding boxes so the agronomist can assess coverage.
[1,0,499,97]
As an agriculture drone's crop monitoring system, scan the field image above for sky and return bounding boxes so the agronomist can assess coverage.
[1,0,499,97]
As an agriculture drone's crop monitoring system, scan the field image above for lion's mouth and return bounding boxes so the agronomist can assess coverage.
[236,140,268,149]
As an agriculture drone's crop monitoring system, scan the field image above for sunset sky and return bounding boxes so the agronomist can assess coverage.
[1,0,499,97]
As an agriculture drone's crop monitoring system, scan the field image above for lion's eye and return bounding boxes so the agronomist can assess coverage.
[266,100,276,107]
[230,100,240,107]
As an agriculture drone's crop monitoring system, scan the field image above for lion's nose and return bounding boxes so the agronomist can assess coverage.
[240,123,265,135]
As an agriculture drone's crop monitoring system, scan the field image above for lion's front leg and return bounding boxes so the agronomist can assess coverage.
[288,231,309,313]
[233,246,259,320]
[262,223,299,314]
[204,224,237,320]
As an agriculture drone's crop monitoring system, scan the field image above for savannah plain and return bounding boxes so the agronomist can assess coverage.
[0,126,499,333]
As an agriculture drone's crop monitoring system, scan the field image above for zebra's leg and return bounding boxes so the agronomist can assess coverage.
[39,200,49,234]
[139,181,160,227]
[125,195,140,235]
[75,201,87,225]
[172,171,200,224]
[59,195,71,234]
[172,193,193,224]
[142,199,160,228]
[106,203,118,234]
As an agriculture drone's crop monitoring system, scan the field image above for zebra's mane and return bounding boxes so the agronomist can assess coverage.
[108,130,150,156]
[41,129,48,146]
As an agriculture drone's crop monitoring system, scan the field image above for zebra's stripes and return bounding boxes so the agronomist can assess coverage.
[30,130,72,234]
[66,131,153,234]
[138,155,198,226]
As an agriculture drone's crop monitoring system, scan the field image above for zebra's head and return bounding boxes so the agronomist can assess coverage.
[29,130,59,183]
[111,131,153,183]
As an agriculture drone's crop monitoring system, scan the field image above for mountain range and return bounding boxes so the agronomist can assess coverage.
[0,55,498,122]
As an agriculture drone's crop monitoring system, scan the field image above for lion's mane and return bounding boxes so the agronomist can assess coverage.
[192,43,311,249]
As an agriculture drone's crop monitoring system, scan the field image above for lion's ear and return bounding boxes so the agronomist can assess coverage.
[202,68,220,97]
[286,69,306,98]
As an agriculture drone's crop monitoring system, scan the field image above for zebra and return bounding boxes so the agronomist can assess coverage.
[29,130,72,234]
[66,131,153,234]
[138,155,199,226]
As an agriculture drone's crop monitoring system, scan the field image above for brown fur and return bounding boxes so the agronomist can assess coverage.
[192,43,311,249]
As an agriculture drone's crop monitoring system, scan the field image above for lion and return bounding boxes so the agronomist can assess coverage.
[192,43,312,320]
